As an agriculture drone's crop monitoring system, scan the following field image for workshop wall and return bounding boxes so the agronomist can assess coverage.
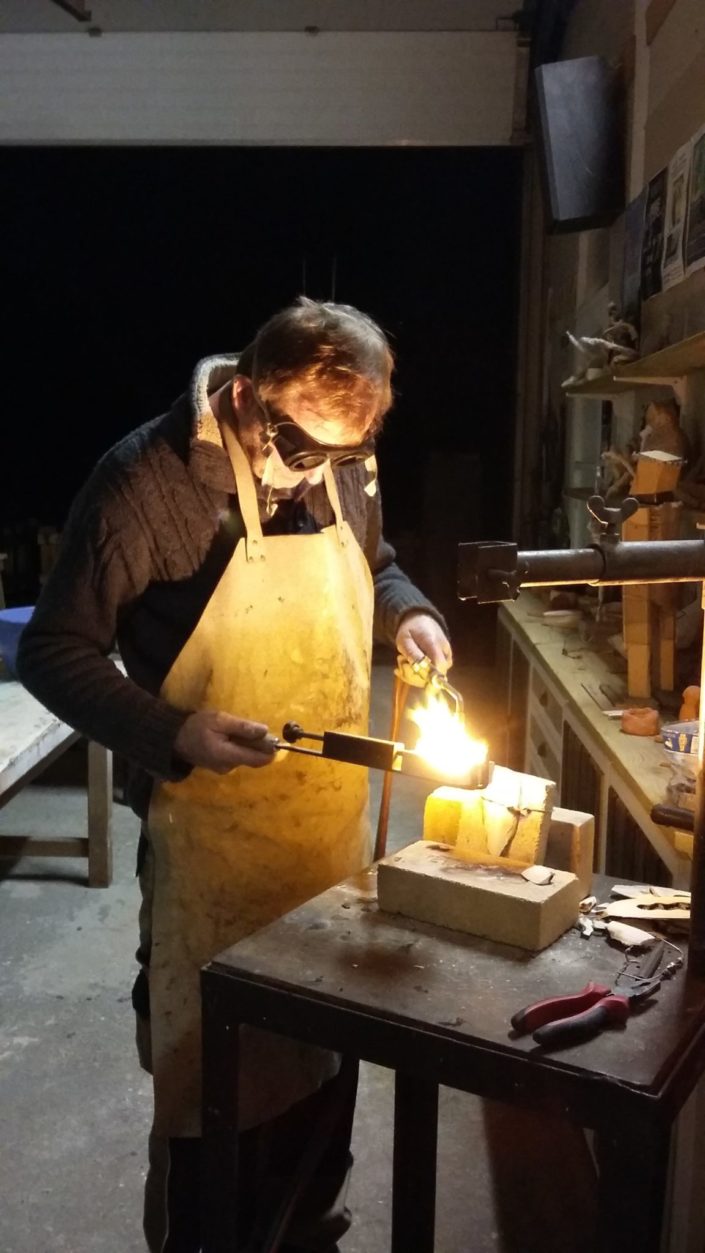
[641,0,705,352]
[513,0,705,544]
[0,30,517,146]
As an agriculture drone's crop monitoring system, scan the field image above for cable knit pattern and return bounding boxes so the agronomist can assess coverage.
[17,356,443,817]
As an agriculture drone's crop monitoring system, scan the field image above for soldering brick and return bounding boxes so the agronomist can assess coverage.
[378,840,582,952]
[423,767,557,865]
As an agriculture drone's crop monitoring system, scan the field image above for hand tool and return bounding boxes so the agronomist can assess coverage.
[394,654,465,719]
[510,941,666,1047]
[373,655,466,859]
[275,720,490,789]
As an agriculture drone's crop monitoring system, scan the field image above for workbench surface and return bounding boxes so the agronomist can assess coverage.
[500,594,676,825]
[208,865,705,1114]
[202,867,705,1252]
[0,675,113,886]
[0,675,78,794]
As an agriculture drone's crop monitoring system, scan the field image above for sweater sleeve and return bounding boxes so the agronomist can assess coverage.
[364,485,448,647]
[16,464,191,781]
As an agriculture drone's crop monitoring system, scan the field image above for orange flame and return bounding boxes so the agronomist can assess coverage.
[408,693,487,780]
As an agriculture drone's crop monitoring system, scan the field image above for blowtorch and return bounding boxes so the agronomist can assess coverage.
[238,656,488,791]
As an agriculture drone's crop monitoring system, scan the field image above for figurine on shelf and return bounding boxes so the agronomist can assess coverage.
[603,402,690,502]
[640,399,691,463]
[602,445,636,501]
[561,330,611,388]
[561,303,640,390]
[601,303,640,362]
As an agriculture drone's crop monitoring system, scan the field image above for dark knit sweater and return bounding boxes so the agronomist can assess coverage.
[17,354,442,817]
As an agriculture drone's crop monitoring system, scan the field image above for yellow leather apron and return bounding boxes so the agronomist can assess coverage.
[147,425,373,1136]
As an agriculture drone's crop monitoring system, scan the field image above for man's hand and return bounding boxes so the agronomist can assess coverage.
[174,710,277,774]
[395,612,453,674]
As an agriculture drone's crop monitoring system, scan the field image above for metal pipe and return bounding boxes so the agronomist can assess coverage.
[517,540,705,588]
[515,548,604,586]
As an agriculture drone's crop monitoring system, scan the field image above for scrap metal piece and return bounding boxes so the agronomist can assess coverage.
[522,865,554,886]
[606,921,656,948]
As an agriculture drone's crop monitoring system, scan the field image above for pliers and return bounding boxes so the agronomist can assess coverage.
[511,942,665,1048]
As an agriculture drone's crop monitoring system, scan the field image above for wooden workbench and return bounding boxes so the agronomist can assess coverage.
[0,675,112,886]
[497,593,692,886]
[201,867,705,1253]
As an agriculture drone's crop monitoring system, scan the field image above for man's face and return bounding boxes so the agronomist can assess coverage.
[233,377,370,491]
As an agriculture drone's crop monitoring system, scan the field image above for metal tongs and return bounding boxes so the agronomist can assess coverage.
[394,654,465,719]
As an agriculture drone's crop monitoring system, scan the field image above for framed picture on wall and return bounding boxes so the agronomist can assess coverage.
[685,123,705,276]
[641,168,667,300]
[661,141,691,290]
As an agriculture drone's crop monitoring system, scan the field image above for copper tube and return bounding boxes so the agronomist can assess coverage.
[374,674,409,862]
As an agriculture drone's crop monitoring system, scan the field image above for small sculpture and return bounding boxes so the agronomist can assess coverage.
[602,446,636,501]
[601,303,640,361]
[640,400,690,463]
[602,402,689,502]
[562,303,640,389]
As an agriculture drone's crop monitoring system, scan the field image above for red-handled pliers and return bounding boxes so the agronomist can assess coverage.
[510,976,661,1048]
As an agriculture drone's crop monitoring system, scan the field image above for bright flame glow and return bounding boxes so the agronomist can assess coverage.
[408,694,487,779]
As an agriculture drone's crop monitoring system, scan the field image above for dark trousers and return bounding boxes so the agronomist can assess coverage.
[143,1061,358,1253]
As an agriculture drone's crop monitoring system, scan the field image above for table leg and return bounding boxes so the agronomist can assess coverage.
[595,1120,671,1253]
[392,1071,438,1253]
[87,741,112,887]
[202,978,240,1253]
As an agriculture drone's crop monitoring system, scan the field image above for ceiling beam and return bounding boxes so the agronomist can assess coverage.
[49,0,92,21]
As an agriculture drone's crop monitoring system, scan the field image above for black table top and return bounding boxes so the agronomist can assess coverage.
[206,869,705,1121]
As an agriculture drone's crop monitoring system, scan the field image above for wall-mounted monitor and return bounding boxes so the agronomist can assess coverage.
[534,55,624,233]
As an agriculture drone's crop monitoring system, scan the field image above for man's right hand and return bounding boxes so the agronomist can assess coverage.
[173,710,277,774]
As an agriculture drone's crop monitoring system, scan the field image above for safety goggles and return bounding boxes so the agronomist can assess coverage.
[260,408,374,472]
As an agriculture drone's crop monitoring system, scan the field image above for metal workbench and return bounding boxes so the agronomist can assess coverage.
[201,866,705,1253]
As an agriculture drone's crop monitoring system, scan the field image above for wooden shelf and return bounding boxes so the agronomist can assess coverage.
[614,331,705,383]
[564,376,635,397]
[564,331,705,396]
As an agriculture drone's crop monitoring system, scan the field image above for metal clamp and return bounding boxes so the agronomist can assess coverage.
[586,495,639,542]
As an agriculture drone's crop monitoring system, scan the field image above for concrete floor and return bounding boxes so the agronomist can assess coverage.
[0,663,597,1253]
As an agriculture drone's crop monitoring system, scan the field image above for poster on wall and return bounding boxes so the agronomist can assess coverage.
[621,188,646,322]
[641,168,667,300]
[661,141,692,290]
[685,123,705,276]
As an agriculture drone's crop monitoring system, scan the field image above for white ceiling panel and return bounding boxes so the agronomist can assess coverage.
[0,29,519,145]
[0,1,518,33]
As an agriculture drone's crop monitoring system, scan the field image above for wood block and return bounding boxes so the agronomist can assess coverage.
[544,807,594,895]
[377,841,582,952]
[423,786,467,847]
[630,451,683,496]
[424,767,557,866]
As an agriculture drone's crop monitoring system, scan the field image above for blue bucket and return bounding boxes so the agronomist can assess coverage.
[0,606,34,678]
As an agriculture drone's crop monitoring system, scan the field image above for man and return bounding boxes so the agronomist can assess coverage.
[17,298,451,1252]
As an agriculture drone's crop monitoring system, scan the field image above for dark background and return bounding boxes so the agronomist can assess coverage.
[2,146,522,652]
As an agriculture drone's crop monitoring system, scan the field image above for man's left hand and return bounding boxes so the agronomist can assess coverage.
[395,612,452,675]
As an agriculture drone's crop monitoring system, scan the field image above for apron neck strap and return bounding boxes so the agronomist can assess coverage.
[221,416,348,556]
[221,419,265,563]
[322,462,347,546]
